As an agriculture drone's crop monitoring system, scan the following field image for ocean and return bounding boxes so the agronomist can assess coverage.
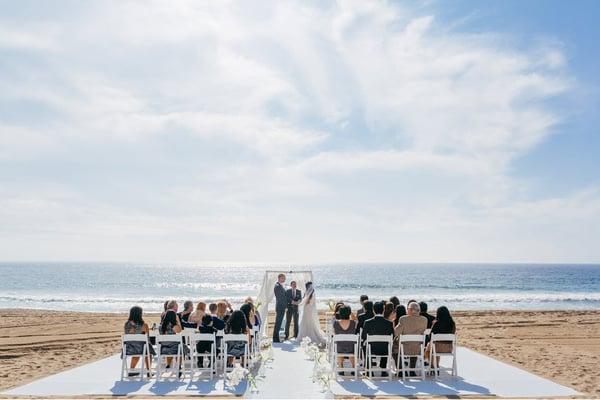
[0,263,599,313]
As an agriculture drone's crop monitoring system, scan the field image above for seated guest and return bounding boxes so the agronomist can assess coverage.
[159,310,186,370]
[179,300,194,323]
[245,297,262,327]
[333,305,357,374]
[419,301,435,328]
[240,302,258,330]
[425,306,456,369]
[123,306,155,376]
[394,301,427,374]
[212,301,227,331]
[355,300,374,334]
[361,301,394,376]
[208,303,218,316]
[224,310,250,367]
[356,295,369,317]
[384,302,396,321]
[196,314,217,368]
[160,300,169,324]
[389,296,400,308]
[394,305,406,326]
[188,302,206,326]
[392,305,407,356]
[334,302,345,320]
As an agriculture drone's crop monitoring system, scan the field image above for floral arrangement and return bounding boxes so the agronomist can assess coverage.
[300,337,332,390]
[226,363,249,388]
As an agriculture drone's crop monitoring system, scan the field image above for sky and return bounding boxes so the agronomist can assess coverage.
[0,0,599,263]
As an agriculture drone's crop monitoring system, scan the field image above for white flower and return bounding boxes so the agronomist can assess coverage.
[226,363,249,388]
[300,336,312,350]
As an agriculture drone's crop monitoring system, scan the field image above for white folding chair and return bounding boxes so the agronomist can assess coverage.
[156,334,183,380]
[398,334,426,380]
[251,325,261,358]
[429,333,457,377]
[365,334,393,378]
[222,334,249,375]
[215,330,224,367]
[331,334,360,378]
[325,318,334,360]
[190,332,217,377]
[121,334,151,380]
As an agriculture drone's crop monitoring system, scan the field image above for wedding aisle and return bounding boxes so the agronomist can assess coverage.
[248,341,331,399]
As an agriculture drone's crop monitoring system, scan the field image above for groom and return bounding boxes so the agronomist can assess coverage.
[273,273,287,343]
[284,280,301,340]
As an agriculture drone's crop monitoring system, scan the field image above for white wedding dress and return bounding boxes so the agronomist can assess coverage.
[296,287,326,346]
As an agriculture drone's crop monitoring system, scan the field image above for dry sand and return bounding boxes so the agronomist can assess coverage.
[0,309,598,397]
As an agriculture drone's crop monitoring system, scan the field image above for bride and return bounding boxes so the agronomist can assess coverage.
[296,281,326,346]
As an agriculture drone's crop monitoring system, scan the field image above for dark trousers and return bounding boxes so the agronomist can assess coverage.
[285,307,299,338]
[273,308,285,342]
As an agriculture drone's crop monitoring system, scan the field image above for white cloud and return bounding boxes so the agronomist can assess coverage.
[0,0,595,262]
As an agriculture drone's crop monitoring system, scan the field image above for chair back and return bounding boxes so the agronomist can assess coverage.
[156,333,182,344]
[122,333,148,343]
[192,332,216,343]
[333,333,359,343]
[399,334,425,344]
[430,333,456,354]
[365,334,393,344]
[223,333,249,342]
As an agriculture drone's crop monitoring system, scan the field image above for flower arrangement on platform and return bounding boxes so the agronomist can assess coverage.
[300,336,332,390]
[225,363,249,388]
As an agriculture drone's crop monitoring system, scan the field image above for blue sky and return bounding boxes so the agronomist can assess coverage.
[0,0,599,263]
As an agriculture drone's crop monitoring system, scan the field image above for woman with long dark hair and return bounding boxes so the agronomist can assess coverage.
[123,306,154,376]
[425,306,456,369]
[225,310,249,366]
[159,309,185,369]
[394,305,407,326]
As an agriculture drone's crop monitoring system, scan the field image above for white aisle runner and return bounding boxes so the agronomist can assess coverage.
[248,341,330,399]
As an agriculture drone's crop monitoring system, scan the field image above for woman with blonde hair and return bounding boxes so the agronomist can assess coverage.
[188,302,206,326]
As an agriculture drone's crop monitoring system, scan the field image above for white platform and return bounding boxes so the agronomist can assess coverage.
[330,347,579,398]
[3,344,579,398]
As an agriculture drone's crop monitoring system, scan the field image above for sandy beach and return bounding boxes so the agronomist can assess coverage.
[0,309,598,397]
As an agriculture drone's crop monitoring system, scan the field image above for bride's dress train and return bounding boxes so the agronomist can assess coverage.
[296,287,326,346]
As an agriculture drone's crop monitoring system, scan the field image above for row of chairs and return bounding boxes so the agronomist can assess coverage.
[326,326,457,379]
[121,325,262,380]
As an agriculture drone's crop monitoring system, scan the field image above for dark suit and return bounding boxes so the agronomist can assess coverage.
[361,315,394,368]
[355,312,374,334]
[284,288,301,339]
[273,282,287,342]
[421,312,435,329]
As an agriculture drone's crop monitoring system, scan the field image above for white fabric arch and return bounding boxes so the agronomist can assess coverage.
[256,270,314,336]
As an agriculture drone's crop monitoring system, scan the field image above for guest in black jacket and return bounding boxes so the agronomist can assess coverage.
[419,301,435,328]
[361,301,394,374]
[355,300,374,334]
[356,295,369,317]
[196,314,217,368]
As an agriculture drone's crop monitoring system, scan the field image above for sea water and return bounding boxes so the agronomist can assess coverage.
[0,262,598,312]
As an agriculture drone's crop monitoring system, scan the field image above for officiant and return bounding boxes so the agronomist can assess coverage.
[284,280,302,340]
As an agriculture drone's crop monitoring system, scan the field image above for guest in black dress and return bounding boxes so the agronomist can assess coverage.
[225,310,249,367]
[425,306,456,368]
[123,306,155,376]
[159,310,188,368]
[179,300,194,323]
[333,306,357,373]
